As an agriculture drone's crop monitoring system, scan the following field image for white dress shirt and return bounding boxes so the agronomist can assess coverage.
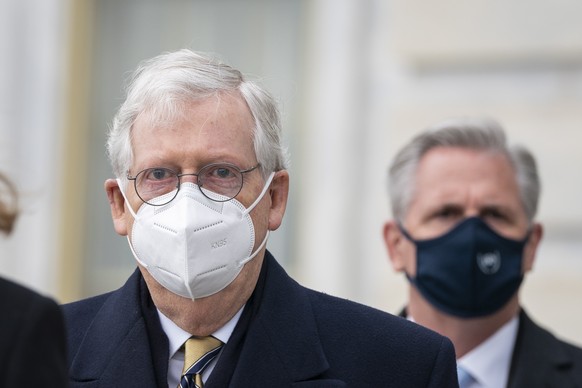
[456,316,519,388]
[158,307,243,388]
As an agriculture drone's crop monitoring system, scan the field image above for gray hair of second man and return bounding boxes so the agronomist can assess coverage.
[388,117,540,224]
[106,49,289,182]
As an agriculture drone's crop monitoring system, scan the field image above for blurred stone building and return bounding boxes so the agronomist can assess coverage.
[1,0,581,345]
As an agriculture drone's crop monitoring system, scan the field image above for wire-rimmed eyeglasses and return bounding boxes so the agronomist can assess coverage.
[127,163,260,206]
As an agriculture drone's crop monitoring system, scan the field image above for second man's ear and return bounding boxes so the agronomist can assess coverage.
[522,222,543,273]
[383,221,410,272]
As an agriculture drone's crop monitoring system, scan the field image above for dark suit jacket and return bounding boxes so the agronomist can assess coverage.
[0,276,68,388]
[63,251,459,387]
[507,310,582,388]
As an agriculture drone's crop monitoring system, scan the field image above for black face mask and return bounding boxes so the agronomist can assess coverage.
[400,217,530,318]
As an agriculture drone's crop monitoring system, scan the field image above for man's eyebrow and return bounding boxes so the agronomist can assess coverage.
[429,203,463,213]
[479,204,514,215]
[420,203,463,221]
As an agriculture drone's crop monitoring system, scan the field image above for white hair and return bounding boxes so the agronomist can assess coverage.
[388,117,540,223]
[106,49,289,180]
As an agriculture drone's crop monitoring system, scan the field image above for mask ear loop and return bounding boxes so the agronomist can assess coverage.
[397,221,416,243]
[115,178,151,269]
[238,171,276,265]
[240,230,269,266]
[395,221,422,285]
[116,178,140,220]
[243,172,275,216]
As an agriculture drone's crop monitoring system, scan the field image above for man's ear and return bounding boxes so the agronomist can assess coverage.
[523,222,543,273]
[105,179,129,236]
[383,220,408,272]
[267,170,289,231]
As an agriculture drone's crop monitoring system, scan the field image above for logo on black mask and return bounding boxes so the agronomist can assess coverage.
[477,251,501,274]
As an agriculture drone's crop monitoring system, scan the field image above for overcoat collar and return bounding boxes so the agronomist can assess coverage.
[69,269,167,387]
[227,252,332,386]
[507,310,575,388]
[69,252,339,387]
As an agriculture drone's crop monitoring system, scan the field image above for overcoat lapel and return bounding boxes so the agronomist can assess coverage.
[68,271,167,387]
[68,255,345,387]
[227,254,344,387]
[508,310,575,388]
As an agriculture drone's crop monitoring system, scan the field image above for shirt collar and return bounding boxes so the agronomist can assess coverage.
[157,306,244,358]
[457,315,519,388]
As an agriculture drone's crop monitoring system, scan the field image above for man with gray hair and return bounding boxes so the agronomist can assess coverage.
[63,49,459,387]
[383,117,582,387]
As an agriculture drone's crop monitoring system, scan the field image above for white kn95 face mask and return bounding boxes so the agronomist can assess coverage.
[117,172,274,300]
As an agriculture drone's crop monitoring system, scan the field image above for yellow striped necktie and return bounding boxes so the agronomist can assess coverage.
[178,336,223,388]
